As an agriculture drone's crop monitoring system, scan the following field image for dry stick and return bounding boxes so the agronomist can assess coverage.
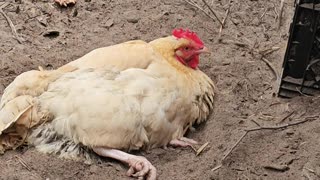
[277,111,295,124]
[259,47,281,56]
[211,131,248,172]
[220,39,250,48]
[257,47,280,80]
[218,0,232,40]
[15,155,31,171]
[0,2,9,9]
[0,3,22,44]
[221,39,280,80]
[261,57,279,81]
[278,0,285,30]
[245,116,318,132]
[273,2,279,20]
[251,119,261,127]
[250,46,281,80]
[260,7,268,20]
[183,0,217,22]
[304,167,318,178]
[303,169,313,180]
[202,0,224,26]
[211,116,319,172]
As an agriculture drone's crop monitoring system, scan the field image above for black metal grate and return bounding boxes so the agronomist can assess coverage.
[278,0,320,98]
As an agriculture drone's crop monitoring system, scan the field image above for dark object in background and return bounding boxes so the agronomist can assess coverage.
[278,0,320,98]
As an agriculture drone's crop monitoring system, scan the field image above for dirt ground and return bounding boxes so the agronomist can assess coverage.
[1,0,320,179]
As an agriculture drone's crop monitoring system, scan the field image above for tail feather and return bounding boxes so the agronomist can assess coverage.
[0,95,51,153]
[29,123,101,164]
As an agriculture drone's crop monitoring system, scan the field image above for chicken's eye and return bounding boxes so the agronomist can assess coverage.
[184,47,190,51]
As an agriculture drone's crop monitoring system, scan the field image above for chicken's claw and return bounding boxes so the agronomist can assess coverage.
[92,148,156,180]
[54,0,76,7]
[169,137,199,147]
[127,156,156,180]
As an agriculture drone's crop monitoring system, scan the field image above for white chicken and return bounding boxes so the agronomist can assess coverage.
[0,29,215,179]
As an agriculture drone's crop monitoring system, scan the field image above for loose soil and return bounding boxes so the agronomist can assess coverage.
[1,0,320,179]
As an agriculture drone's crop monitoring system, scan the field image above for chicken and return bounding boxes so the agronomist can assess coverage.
[0,29,215,180]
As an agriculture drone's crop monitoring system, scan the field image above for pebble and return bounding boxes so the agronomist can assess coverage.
[124,11,140,23]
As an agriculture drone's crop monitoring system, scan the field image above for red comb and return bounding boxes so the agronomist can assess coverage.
[172,28,204,47]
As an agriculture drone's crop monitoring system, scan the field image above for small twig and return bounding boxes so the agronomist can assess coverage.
[295,87,312,97]
[220,39,250,48]
[278,0,285,30]
[183,0,217,22]
[196,142,209,156]
[15,155,31,171]
[277,111,295,124]
[211,131,247,172]
[218,0,232,40]
[223,131,248,159]
[0,3,23,43]
[211,116,319,172]
[261,57,279,81]
[190,145,197,153]
[221,38,280,81]
[303,170,313,180]
[263,164,289,172]
[245,116,318,132]
[259,46,281,56]
[201,0,223,26]
[211,164,222,172]
[260,7,268,20]
[303,167,317,180]
[272,2,279,20]
[256,46,281,80]
[251,119,261,127]
[0,2,9,9]
[304,166,320,178]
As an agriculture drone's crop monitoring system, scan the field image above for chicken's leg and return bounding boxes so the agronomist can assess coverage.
[93,147,156,180]
[169,137,198,147]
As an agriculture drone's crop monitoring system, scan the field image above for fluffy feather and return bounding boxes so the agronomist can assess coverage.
[0,35,214,160]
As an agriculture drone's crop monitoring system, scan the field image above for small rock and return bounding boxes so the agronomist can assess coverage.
[291,143,299,150]
[285,129,294,135]
[89,165,99,174]
[124,11,140,23]
[263,164,289,172]
[176,15,183,21]
[43,30,60,38]
[282,143,290,148]
[37,16,48,27]
[73,8,78,17]
[126,17,140,23]
[16,6,20,14]
[232,18,241,26]
[27,7,41,18]
[103,19,114,28]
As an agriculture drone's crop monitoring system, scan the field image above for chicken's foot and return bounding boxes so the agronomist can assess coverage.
[93,148,156,180]
[169,137,198,147]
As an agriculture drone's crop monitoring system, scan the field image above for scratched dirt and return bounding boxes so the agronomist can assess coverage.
[1,0,320,179]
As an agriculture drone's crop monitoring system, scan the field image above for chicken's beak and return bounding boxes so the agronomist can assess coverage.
[195,46,211,54]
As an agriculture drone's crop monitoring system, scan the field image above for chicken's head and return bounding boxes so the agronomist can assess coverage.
[172,28,209,69]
